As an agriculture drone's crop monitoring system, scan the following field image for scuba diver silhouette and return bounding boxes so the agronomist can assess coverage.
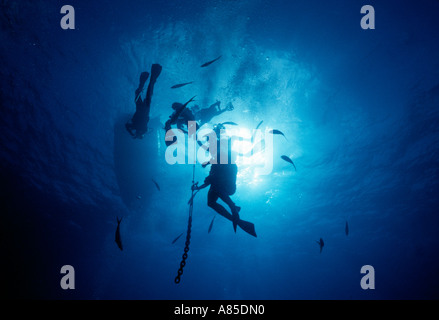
[165,101,198,135]
[164,96,198,145]
[125,63,162,139]
[192,100,234,127]
[192,123,256,237]
[164,100,234,140]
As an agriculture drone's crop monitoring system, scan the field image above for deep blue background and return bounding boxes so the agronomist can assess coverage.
[1,0,439,299]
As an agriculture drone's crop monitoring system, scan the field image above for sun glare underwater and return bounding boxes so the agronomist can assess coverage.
[1,0,439,300]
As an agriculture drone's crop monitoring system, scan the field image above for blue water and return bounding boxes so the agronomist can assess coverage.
[1,0,439,300]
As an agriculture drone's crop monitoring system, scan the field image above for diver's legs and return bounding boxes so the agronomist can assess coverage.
[207,188,234,221]
[218,193,240,216]
[139,72,149,89]
[135,72,150,103]
[209,189,241,232]
[144,64,162,107]
[218,193,240,233]
[207,188,256,237]
[133,64,161,135]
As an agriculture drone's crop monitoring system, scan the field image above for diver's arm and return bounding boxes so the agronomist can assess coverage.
[214,102,233,117]
[195,182,209,190]
[192,182,209,191]
[193,175,211,191]
[209,100,221,110]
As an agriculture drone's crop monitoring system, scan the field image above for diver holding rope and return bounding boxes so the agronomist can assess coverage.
[192,123,257,237]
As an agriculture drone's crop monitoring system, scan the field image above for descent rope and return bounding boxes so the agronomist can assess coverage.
[174,134,197,284]
[174,198,193,284]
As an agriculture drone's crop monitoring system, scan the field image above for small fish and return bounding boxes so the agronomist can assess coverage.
[172,233,184,244]
[221,121,238,126]
[171,81,193,89]
[115,217,123,251]
[255,120,264,130]
[136,195,142,200]
[151,178,160,191]
[269,129,287,140]
[208,216,216,233]
[345,221,349,236]
[201,55,222,67]
[281,155,296,171]
[251,120,264,145]
[316,238,324,253]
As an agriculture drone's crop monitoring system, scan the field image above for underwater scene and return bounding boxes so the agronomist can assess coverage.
[1,0,439,300]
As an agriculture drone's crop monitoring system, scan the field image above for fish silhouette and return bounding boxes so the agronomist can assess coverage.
[171,81,193,89]
[167,96,196,125]
[252,120,264,145]
[221,121,238,126]
[201,55,222,67]
[345,221,349,236]
[208,216,216,233]
[269,129,287,140]
[115,217,123,251]
[316,238,324,253]
[281,155,296,171]
[172,233,184,244]
[151,178,160,191]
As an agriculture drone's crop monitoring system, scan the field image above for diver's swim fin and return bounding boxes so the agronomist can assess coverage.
[150,64,162,83]
[237,219,257,237]
[232,206,241,233]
